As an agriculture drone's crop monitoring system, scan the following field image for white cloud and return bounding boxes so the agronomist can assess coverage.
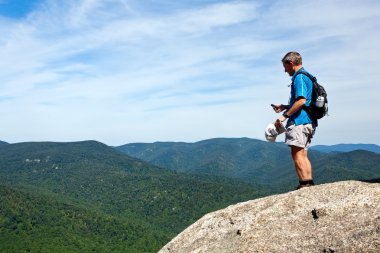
[0,0,379,145]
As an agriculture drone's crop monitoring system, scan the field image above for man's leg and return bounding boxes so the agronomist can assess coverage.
[290,145,312,181]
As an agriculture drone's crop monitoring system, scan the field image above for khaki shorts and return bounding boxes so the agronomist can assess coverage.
[285,122,316,150]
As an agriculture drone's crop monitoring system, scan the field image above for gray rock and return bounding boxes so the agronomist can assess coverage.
[159,181,380,253]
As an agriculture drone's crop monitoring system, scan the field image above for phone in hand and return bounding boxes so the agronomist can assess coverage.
[271,104,277,109]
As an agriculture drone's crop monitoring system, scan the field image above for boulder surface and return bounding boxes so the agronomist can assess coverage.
[159,181,379,253]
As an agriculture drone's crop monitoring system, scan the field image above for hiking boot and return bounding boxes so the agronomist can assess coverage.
[296,179,315,190]
[296,184,314,190]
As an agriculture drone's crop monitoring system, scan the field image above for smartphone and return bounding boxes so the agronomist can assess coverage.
[271,104,277,109]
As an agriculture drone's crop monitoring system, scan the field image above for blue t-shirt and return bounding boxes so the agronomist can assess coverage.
[288,67,315,126]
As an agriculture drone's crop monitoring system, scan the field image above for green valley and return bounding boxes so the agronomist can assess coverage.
[0,141,265,252]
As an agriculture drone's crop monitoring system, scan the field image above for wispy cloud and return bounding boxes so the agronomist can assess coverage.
[0,0,379,145]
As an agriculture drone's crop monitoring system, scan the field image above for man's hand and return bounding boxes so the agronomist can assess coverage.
[271,104,286,113]
[275,116,286,128]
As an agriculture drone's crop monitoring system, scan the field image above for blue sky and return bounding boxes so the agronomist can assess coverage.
[0,0,379,145]
[0,0,41,18]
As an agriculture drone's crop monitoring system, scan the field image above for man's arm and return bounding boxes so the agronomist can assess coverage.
[276,97,306,124]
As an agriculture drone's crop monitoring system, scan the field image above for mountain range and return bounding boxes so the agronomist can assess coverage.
[116,138,380,189]
[311,143,380,154]
[1,138,379,252]
[0,140,9,146]
[0,141,263,252]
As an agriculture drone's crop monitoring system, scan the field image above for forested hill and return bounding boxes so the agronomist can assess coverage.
[2,139,379,252]
[0,140,9,146]
[311,143,380,154]
[116,138,293,184]
[0,140,265,252]
[116,138,380,188]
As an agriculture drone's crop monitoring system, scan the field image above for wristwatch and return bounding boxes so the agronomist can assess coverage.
[283,112,290,118]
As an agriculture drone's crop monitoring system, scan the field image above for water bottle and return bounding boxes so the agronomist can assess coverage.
[315,96,325,108]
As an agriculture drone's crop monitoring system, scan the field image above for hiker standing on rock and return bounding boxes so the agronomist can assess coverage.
[272,51,317,189]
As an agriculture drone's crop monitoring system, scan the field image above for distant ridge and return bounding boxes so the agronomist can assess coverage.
[116,138,380,189]
[311,143,380,154]
[0,140,9,146]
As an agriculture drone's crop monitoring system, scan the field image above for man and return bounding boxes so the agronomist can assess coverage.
[272,51,317,189]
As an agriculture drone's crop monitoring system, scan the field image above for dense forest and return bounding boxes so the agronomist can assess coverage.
[0,141,267,252]
[1,139,379,252]
[116,138,380,188]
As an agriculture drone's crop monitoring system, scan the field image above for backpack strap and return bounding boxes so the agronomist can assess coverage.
[292,70,318,122]
[293,70,316,83]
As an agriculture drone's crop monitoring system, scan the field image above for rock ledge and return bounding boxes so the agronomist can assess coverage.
[159,181,379,253]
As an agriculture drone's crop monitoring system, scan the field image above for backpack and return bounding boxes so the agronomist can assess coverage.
[293,71,328,120]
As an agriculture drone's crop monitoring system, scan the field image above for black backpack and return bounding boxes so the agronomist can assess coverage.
[292,71,328,120]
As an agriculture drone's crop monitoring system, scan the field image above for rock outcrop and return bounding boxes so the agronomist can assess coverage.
[159,181,379,253]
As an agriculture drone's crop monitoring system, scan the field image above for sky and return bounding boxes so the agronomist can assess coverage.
[0,0,379,146]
